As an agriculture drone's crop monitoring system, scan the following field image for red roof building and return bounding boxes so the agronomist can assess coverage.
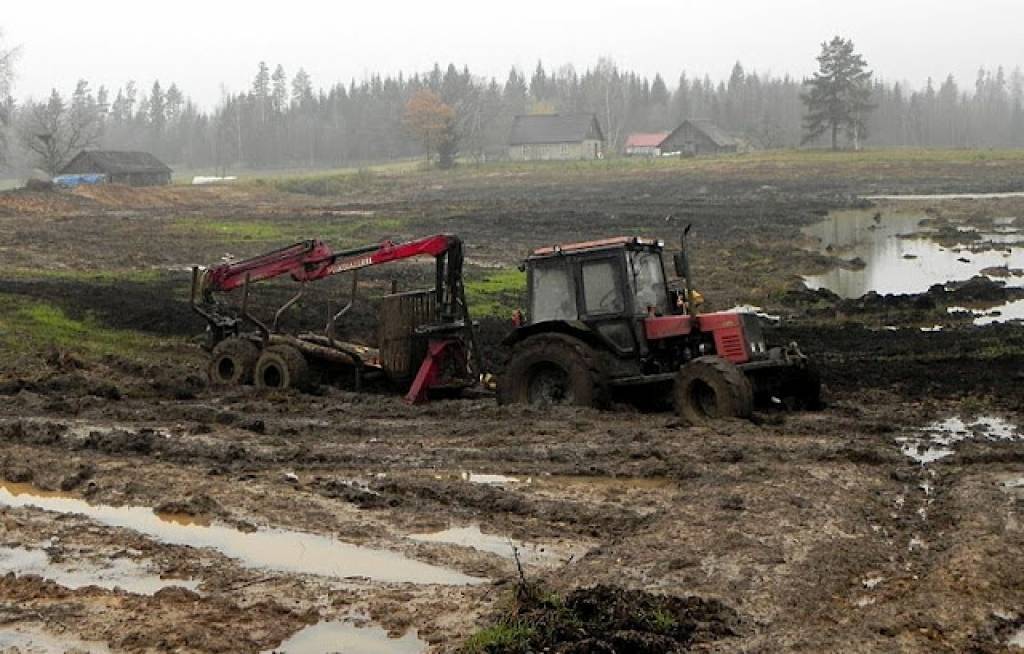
[624,132,670,156]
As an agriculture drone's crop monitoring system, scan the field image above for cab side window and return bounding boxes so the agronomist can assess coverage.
[531,263,577,322]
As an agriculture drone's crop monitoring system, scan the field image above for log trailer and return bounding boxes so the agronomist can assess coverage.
[190,234,481,403]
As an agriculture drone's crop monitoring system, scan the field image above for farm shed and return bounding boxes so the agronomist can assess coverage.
[624,132,670,156]
[508,114,604,161]
[660,120,738,156]
[59,150,172,187]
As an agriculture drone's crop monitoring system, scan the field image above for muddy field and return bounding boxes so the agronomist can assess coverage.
[0,153,1022,653]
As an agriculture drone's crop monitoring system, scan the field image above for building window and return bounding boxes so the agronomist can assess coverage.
[560,143,568,156]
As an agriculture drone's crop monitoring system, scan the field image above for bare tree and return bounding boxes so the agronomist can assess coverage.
[20,86,102,175]
[0,31,20,166]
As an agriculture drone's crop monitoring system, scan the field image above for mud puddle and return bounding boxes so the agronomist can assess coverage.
[0,545,199,595]
[458,471,673,491]
[803,209,1024,299]
[0,625,111,653]
[0,483,486,586]
[949,299,1024,325]
[263,620,425,654]
[897,416,1020,464]
[408,524,585,566]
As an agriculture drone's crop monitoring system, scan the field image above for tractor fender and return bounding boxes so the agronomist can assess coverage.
[502,320,603,350]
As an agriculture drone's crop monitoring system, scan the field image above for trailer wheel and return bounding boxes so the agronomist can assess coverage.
[674,356,753,423]
[254,345,311,391]
[208,338,259,386]
[783,363,823,410]
[498,334,606,408]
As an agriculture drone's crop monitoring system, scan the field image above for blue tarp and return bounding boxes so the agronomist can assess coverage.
[52,174,107,188]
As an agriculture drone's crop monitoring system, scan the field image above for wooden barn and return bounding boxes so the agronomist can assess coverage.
[508,114,604,161]
[660,120,738,156]
[59,150,172,187]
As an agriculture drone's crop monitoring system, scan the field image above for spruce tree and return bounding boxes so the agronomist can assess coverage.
[801,36,874,150]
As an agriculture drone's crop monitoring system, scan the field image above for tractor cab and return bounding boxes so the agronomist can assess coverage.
[522,237,675,356]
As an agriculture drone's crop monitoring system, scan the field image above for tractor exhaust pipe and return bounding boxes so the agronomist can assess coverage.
[673,224,698,319]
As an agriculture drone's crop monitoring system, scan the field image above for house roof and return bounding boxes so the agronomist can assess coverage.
[509,114,604,145]
[61,150,172,175]
[666,120,737,148]
[625,132,670,148]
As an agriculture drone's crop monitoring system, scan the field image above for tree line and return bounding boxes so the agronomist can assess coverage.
[2,47,1023,175]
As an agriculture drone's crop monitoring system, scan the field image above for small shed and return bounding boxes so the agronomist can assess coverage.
[508,114,604,161]
[624,132,670,157]
[660,120,738,156]
[59,150,172,187]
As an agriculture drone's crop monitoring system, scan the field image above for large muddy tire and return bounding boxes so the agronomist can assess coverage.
[207,338,259,386]
[674,356,753,423]
[254,345,311,391]
[498,334,606,408]
[783,363,823,410]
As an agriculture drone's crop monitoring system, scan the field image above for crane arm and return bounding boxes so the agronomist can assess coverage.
[200,234,462,294]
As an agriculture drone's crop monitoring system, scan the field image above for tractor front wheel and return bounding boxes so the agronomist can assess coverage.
[674,356,753,423]
[207,338,259,386]
[498,334,606,408]
[254,345,311,391]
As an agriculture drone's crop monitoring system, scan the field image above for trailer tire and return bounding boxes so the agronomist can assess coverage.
[674,356,753,423]
[498,333,607,408]
[783,363,823,410]
[208,338,259,386]
[254,345,311,392]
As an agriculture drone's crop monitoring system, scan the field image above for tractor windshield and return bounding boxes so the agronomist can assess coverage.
[628,249,670,315]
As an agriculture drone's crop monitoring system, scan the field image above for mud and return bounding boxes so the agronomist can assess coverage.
[0,160,1022,651]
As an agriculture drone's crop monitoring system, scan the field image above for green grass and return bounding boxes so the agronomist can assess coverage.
[1,267,166,284]
[0,294,162,357]
[465,268,525,318]
[459,622,535,654]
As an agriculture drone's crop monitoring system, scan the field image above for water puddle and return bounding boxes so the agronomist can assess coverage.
[408,524,583,566]
[460,472,524,486]
[1010,627,1024,649]
[949,299,1024,325]
[263,621,425,654]
[0,545,198,595]
[803,209,1024,299]
[0,483,485,586]
[0,625,111,653]
[897,416,1020,464]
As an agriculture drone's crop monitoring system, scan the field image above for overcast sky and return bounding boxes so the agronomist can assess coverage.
[5,0,1023,107]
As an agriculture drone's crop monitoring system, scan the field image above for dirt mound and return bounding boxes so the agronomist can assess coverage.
[466,583,739,653]
[0,188,95,216]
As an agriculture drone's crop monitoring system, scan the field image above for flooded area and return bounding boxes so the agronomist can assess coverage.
[262,620,426,654]
[0,545,199,595]
[897,416,1021,464]
[408,524,585,566]
[0,483,486,586]
[802,209,1024,299]
[0,625,112,654]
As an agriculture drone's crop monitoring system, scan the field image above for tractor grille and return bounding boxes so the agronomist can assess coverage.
[717,333,746,360]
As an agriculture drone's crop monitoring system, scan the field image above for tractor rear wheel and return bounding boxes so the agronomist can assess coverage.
[498,334,606,408]
[674,356,753,423]
[207,338,259,386]
[254,345,311,391]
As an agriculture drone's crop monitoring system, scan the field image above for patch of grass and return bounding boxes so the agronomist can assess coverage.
[172,217,285,241]
[1,267,166,284]
[459,622,535,654]
[646,607,678,633]
[0,294,161,356]
[465,268,525,318]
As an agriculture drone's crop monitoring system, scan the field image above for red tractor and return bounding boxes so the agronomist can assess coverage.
[190,234,481,403]
[498,229,819,421]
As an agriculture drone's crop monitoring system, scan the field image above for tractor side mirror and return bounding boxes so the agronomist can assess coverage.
[673,252,687,278]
